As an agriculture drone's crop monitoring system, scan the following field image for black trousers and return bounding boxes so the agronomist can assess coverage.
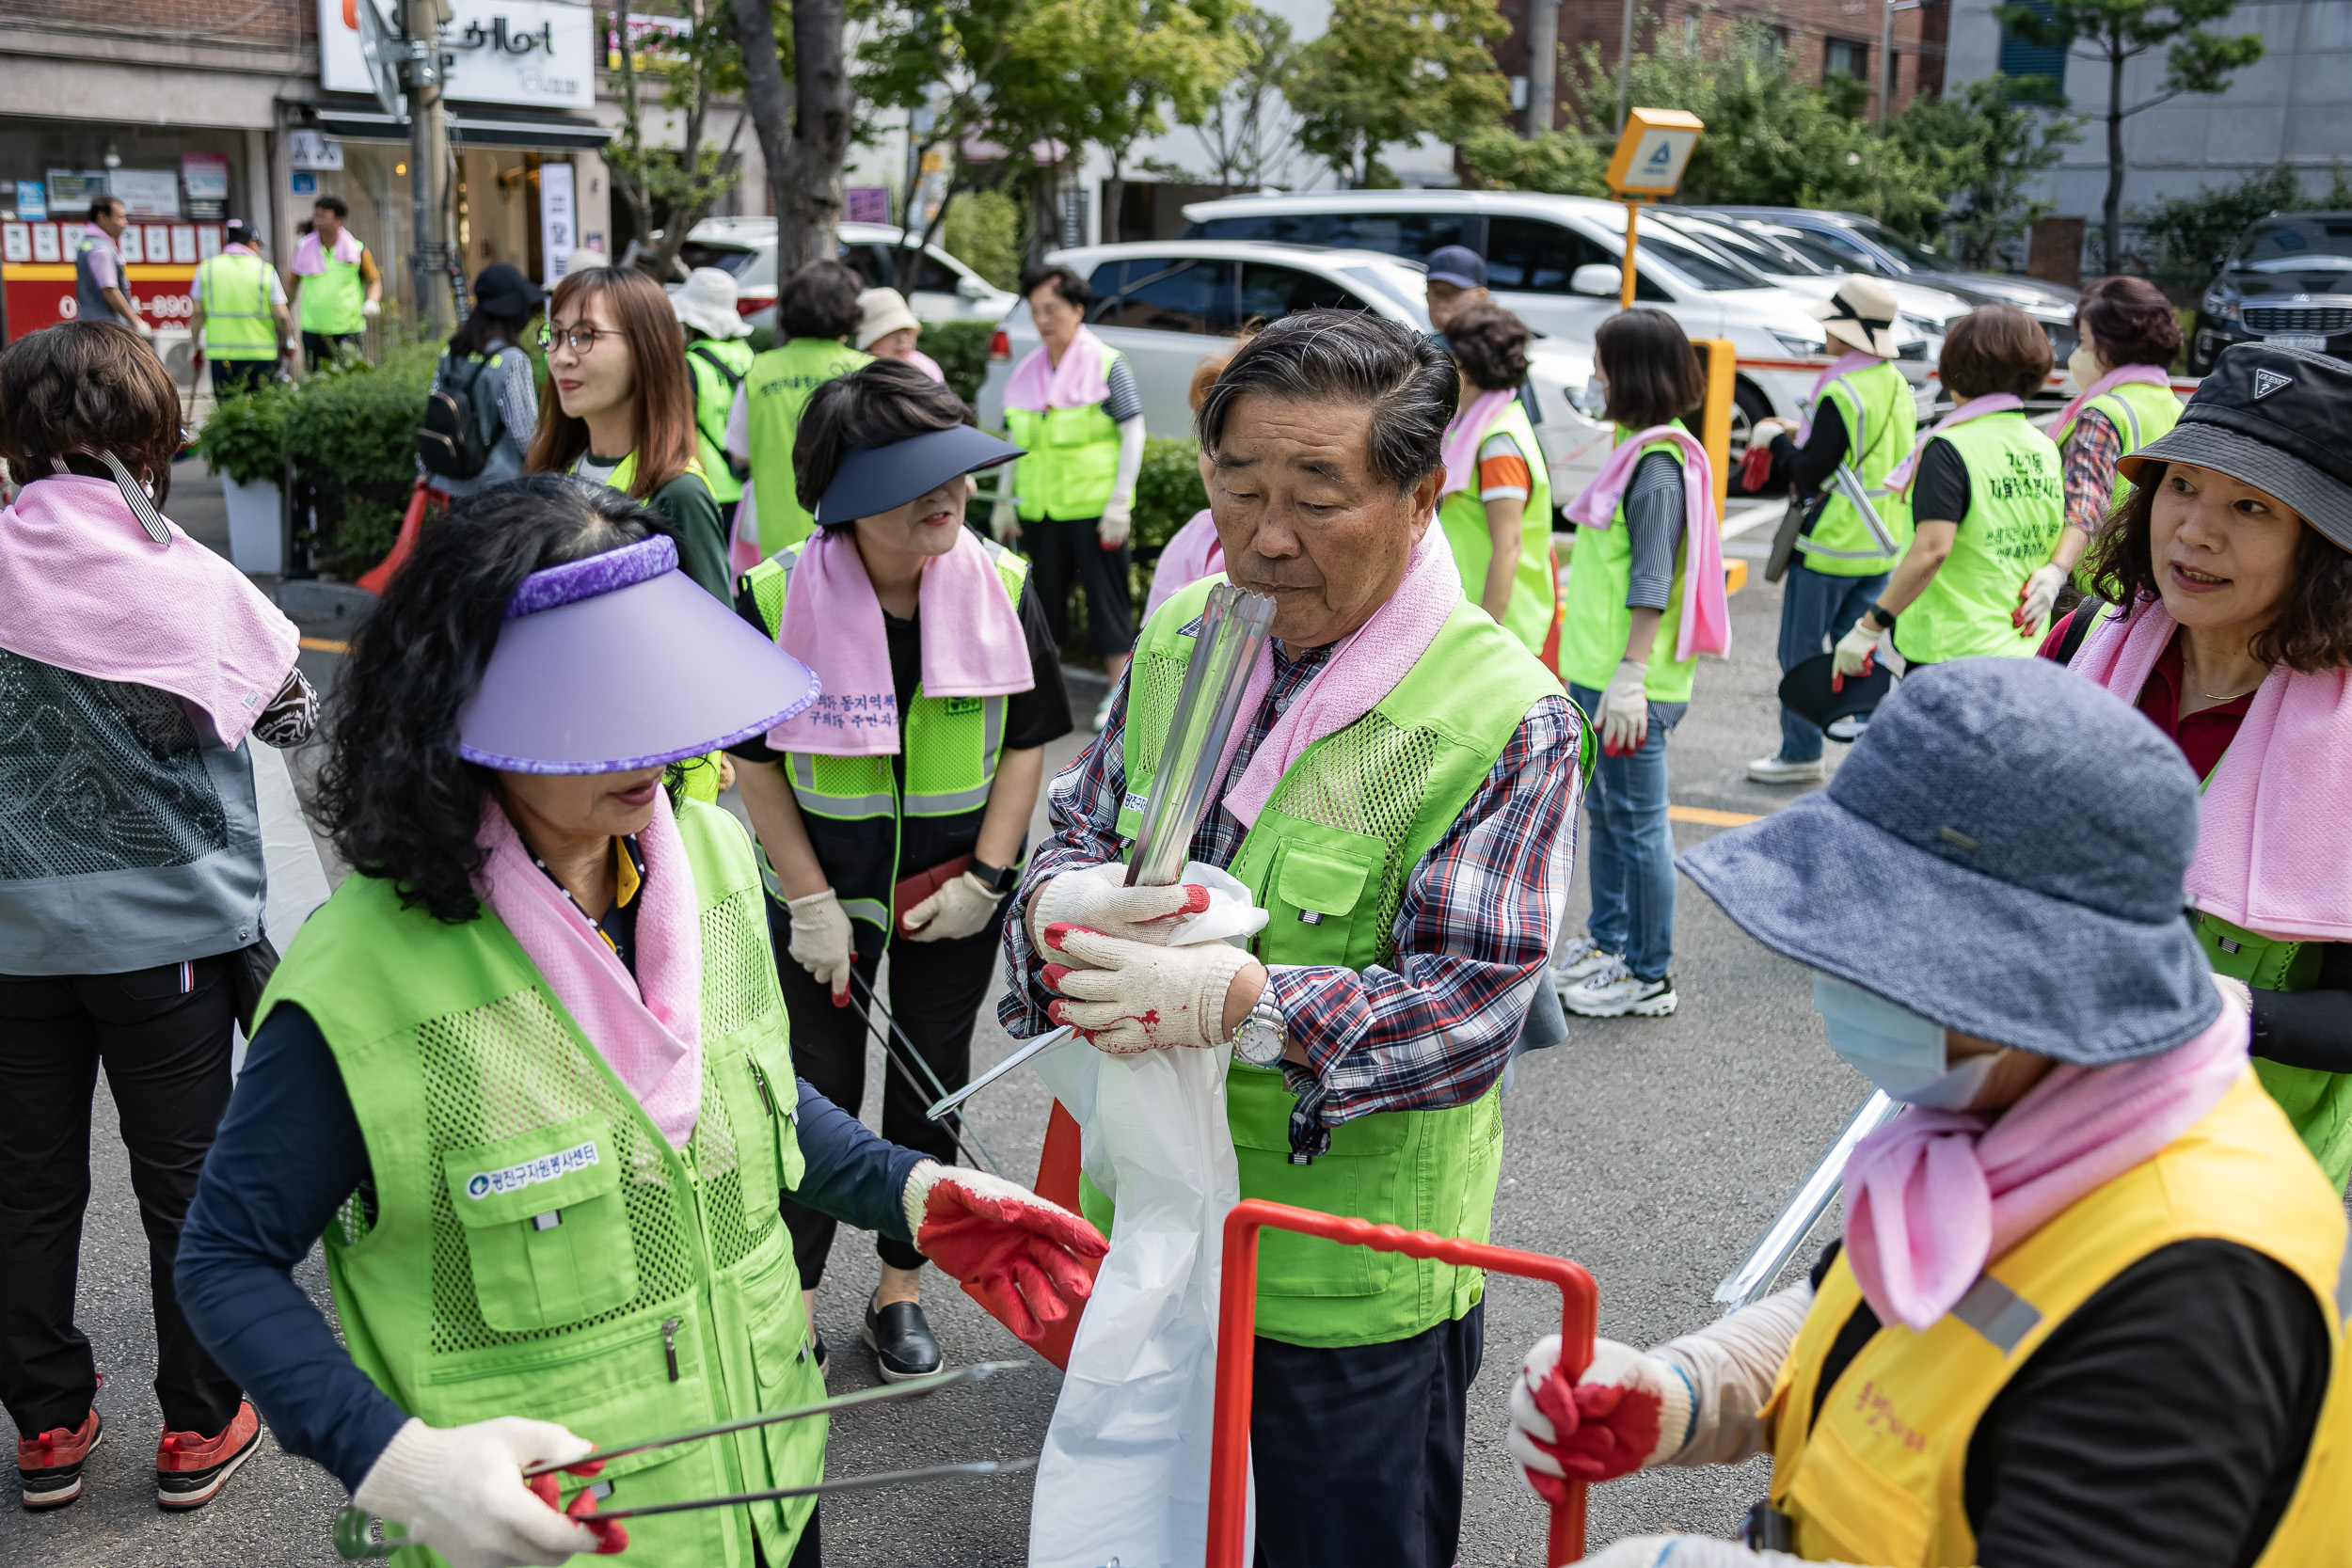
[302,329,364,367]
[208,357,278,397]
[0,958,244,1437]
[1249,1305,1485,1568]
[1025,515,1135,655]
[766,897,1003,1288]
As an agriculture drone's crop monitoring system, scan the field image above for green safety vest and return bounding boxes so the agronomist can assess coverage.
[739,538,1029,959]
[298,246,368,335]
[194,250,278,361]
[1097,575,1570,1348]
[1792,358,1916,578]
[1002,349,1128,523]
[1561,434,1697,703]
[255,798,824,1567]
[744,340,871,552]
[2061,380,2184,592]
[1891,411,2064,665]
[2198,912,2352,1192]
[689,339,755,507]
[1436,396,1558,657]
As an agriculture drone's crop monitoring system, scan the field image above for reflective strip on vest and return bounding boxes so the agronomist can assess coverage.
[1002,353,1127,522]
[1792,361,1915,575]
[196,254,279,359]
[1948,1273,2042,1354]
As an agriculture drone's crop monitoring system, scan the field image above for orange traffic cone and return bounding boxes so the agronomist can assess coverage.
[358,481,441,595]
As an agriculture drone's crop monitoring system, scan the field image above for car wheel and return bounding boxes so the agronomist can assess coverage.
[1726,378,1774,496]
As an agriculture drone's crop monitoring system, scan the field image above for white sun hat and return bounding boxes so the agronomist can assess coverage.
[672,266,755,340]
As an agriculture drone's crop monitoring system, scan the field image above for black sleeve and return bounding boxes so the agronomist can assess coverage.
[653,474,734,604]
[1769,398,1847,493]
[1002,576,1075,751]
[2250,942,2352,1072]
[1910,436,1971,527]
[1964,1238,2330,1568]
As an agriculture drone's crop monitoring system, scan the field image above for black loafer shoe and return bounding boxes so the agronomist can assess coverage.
[811,1328,828,1378]
[863,1294,942,1383]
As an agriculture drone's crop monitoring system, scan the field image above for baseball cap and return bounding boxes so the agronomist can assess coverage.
[1426,245,1486,291]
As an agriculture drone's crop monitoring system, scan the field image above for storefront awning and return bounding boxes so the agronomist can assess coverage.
[314,110,612,150]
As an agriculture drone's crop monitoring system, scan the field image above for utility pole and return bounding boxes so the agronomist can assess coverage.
[1614,0,1637,133]
[403,0,454,330]
[1877,0,1895,125]
[1526,0,1559,137]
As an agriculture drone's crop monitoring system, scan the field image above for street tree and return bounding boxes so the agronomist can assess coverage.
[1287,0,1513,187]
[1888,78,2078,269]
[858,0,1030,289]
[1457,127,1606,196]
[730,0,855,273]
[603,1,749,280]
[1994,0,2265,274]
[1198,8,1302,192]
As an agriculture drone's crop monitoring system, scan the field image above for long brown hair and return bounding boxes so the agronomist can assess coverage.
[525,267,697,499]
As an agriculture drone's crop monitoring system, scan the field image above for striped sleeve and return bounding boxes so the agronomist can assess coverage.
[1476,431,1532,502]
[1103,356,1144,424]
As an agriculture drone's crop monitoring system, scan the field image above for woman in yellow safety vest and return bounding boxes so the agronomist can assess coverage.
[729,360,1072,1385]
[1510,657,2352,1568]
[1437,301,1561,669]
[670,266,758,538]
[727,261,872,563]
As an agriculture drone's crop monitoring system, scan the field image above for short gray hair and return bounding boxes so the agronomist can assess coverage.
[1196,310,1458,490]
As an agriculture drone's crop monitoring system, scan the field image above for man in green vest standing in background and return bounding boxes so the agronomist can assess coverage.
[999,310,1583,1568]
[190,218,292,397]
[727,261,869,558]
[672,265,757,534]
[289,195,381,372]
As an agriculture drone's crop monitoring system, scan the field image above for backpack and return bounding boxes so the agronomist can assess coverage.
[416,350,508,480]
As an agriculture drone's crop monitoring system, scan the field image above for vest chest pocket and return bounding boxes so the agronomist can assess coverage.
[442,1117,639,1333]
[1261,840,1381,968]
[723,1037,804,1228]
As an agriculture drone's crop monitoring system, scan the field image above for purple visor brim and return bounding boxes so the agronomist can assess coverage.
[456,566,819,773]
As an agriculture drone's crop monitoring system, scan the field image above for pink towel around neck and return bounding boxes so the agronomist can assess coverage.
[1884,393,2026,493]
[2074,599,2352,942]
[1144,507,1226,621]
[292,229,364,275]
[1795,350,1886,443]
[0,476,298,749]
[476,791,704,1148]
[1438,389,1518,499]
[764,525,1032,757]
[1002,325,1111,412]
[2052,362,2175,443]
[1842,984,2249,1332]
[1563,426,1731,663]
[1208,523,1464,832]
[900,347,946,385]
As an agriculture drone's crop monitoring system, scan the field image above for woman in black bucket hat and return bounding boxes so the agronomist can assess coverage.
[1500,657,2352,1568]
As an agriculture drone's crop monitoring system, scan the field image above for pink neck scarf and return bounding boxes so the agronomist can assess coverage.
[2052,363,2175,443]
[1885,394,2025,493]
[1843,987,2248,1332]
[1796,350,1888,443]
[1438,389,1518,499]
[1003,325,1111,413]
[1206,524,1463,831]
[0,476,298,748]
[476,792,704,1148]
[1144,507,1225,622]
[292,229,364,275]
[2074,600,2352,942]
[1563,426,1732,663]
[765,525,1032,758]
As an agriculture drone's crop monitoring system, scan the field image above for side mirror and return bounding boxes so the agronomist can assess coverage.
[956,275,993,301]
[1571,263,1623,298]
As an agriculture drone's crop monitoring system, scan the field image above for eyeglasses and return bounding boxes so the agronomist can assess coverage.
[537,322,607,355]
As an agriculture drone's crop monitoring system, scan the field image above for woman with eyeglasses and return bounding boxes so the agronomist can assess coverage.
[527,265,731,605]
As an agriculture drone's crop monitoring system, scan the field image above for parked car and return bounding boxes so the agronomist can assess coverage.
[2190,211,2352,373]
[1179,188,1851,474]
[675,216,1016,332]
[976,240,1619,515]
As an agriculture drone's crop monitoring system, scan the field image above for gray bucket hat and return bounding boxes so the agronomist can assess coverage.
[1677,658,2221,1065]
[2118,342,2352,553]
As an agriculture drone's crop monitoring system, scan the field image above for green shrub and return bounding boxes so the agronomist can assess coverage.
[2134,162,2352,281]
[284,341,439,576]
[1127,436,1212,625]
[193,381,294,487]
[926,319,995,406]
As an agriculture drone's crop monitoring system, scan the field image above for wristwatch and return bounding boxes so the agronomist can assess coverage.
[968,858,1021,895]
[1866,600,1899,634]
[1232,996,1288,1068]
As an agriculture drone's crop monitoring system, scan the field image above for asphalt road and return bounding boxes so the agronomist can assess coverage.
[0,484,1873,1567]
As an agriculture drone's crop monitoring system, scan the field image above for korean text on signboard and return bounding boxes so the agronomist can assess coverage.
[320,0,595,109]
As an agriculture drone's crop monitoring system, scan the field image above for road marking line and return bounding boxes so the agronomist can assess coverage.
[1669,805,1762,827]
[298,636,349,654]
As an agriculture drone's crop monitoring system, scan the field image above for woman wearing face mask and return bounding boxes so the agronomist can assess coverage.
[730,361,1071,1382]
[2042,343,2352,1189]
[1438,302,1561,667]
[1506,657,2352,1568]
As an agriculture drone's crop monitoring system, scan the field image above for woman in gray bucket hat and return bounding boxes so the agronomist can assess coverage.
[2050,341,2352,1193]
[1501,657,2352,1568]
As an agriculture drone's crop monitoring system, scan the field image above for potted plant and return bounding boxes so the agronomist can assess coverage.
[194,386,292,574]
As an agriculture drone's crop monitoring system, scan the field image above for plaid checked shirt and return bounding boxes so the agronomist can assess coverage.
[999,635,1581,1157]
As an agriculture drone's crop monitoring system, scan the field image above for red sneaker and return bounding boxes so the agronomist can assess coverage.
[155,1400,262,1511]
[17,1409,103,1512]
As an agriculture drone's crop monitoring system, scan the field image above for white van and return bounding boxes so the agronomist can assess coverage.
[677,216,1015,332]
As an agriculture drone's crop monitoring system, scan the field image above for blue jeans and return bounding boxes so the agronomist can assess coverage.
[1569,683,1686,983]
[1776,561,1889,763]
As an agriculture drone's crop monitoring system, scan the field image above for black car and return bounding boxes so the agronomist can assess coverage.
[2190,212,2352,374]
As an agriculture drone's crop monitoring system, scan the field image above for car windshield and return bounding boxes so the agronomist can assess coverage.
[677,242,757,277]
[1631,218,1767,291]
[2230,216,2352,273]
[1846,216,1951,273]
[1756,223,1881,275]
[1656,214,1824,277]
[1338,265,1432,328]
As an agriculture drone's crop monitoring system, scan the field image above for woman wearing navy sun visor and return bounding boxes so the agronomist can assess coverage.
[730,360,1072,1386]
[175,475,1103,1568]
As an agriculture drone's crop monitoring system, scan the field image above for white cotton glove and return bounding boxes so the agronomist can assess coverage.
[1582,1537,1813,1568]
[991,499,1022,543]
[1597,658,1650,757]
[1097,499,1133,549]
[786,887,853,1002]
[1037,923,1253,1053]
[2215,974,2253,1013]
[1509,1336,1694,1502]
[1833,616,1882,684]
[2015,562,2065,634]
[354,1418,605,1568]
[362,297,383,320]
[903,870,1006,943]
[898,1162,1107,1346]
[1027,861,1211,950]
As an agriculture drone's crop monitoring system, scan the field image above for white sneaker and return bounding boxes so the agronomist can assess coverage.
[1745,754,1825,785]
[1550,935,1624,990]
[1091,685,1119,732]
[1560,958,1679,1018]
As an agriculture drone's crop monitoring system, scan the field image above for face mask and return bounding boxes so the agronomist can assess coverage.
[1811,974,1999,1110]
[1582,374,1609,418]
[2065,345,2105,394]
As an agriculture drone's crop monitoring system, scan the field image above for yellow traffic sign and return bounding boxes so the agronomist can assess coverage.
[1605,108,1704,197]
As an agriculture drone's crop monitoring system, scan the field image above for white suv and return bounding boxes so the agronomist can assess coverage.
[676,216,1015,332]
[976,241,1619,514]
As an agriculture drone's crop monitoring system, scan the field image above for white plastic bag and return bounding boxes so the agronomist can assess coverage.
[1025,863,1263,1568]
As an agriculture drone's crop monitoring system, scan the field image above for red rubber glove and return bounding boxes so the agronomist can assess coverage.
[1740,443,1777,493]
[901,1163,1109,1346]
[1507,1337,1686,1503]
[525,1456,628,1556]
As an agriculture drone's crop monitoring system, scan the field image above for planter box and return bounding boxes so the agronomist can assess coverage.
[220,472,283,575]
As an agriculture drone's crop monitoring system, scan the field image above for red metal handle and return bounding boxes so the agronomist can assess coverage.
[1203,1198,1597,1567]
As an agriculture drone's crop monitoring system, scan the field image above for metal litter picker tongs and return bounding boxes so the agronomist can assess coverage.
[332,1361,1030,1557]
[927,582,1279,1123]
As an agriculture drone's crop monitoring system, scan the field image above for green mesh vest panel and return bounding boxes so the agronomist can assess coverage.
[1793,359,1916,577]
[1436,396,1558,655]
[1893,412,2065,665]
[1560,436,1696,701]
[1113,578,1565,1346]
[744,340,870,550]
[2199,912,2352,1191]
[260,799,823,1567]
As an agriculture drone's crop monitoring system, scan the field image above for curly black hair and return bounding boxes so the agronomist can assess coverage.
[310,475,671,923]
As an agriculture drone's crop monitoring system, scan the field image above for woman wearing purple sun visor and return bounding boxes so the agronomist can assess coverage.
[174,475,1104,1568]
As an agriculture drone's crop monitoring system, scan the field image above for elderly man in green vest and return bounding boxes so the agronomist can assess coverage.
[1000,309,1584,1568]
[190,218,293,398]
[289,195,382,371]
